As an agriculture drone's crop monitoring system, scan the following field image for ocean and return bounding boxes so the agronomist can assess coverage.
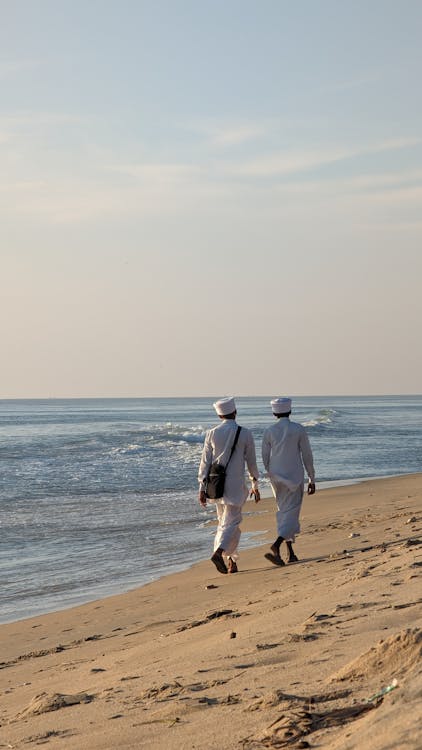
[1,395,421,624]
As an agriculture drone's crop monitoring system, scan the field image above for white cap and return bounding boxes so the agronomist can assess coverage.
[213,397,236,416]
[271,397,292,414]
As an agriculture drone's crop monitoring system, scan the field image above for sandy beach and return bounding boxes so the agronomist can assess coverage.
[1,474,421,749]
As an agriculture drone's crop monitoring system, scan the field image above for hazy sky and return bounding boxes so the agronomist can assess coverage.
[1,0,421,398]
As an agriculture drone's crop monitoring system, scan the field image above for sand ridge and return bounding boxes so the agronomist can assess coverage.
[0,474,421,749]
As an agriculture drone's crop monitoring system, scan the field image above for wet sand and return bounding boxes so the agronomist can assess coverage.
[1,474,421,749]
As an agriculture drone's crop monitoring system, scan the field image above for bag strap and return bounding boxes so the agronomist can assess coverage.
[224,426,241,469]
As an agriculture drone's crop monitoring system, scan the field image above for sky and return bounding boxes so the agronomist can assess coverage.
[1,0,421,398]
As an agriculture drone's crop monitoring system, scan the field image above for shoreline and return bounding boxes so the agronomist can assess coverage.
[1,473,421,749]
[2,472,420,627]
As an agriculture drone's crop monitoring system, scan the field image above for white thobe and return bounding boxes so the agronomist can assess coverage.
[262,418,315,542]
[198,419,259,559]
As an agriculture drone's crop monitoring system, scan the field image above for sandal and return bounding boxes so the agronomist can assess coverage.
[264,552,285,567]
[211,551,228,574]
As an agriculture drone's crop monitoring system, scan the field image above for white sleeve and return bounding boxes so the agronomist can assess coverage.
[300,429,315,483]
[198,431,213,491]
[261,429,271,472]
[245,430,259,488]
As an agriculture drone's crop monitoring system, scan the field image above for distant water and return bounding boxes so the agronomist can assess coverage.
[1,396,421,624]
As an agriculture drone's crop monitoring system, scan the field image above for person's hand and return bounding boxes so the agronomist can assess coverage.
[250,488,261,503]
[198,490,207,508]
[307,482,316,495]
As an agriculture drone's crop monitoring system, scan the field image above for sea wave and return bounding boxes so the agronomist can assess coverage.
[103,424,205,457]
[148,422,206,444]
[302,408,336,428]
[110,443,144,455]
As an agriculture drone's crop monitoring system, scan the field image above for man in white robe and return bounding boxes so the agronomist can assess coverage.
[198,397,260,574]
[262,397,315,566]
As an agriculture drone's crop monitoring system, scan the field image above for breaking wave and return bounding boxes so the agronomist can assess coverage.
[302,408,336,428]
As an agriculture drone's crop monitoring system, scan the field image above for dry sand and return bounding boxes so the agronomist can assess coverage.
[1,474,421,750]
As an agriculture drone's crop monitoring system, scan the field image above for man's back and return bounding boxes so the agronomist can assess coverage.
[262,418,314,487]
[199,419,258,506]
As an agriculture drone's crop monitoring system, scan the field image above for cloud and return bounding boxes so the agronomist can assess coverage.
[224,137,422,178]
[336,169,422,192]
[209,125,268,147]
[365,184,422,205]
[2,162,420,226]
[266,168,422,205]
[106,162,200,183]
[0,104,420,226]
[0,167,232,223]
[317,70,382,94]
[227,149,344,177]
[185,118,270,148]
[0,112,89,130]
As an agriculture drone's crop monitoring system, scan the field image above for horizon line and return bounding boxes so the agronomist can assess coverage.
[1,393,421,401]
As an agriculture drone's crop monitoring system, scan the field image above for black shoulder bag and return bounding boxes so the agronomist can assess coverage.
[205,426,242,500]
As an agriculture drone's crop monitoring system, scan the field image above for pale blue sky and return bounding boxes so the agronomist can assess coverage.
[1,1,421,397]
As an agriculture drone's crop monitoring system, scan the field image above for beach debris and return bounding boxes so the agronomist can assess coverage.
[177,609,239,631]
[393,598,422,610]
[16,691,94,718]
[186,678,228,691]
[301,613,333,632]
[286,632,320,642]
[248,688,352,712]
[247,690,291,710]
[366,678,398,703]
[132,717,181,727]
[22,730,72,743]
[197,695,218,705]
[141,682,184,701]
[91,667,106,673]
[221,693,241,704]
[406,516,417,524]
[242,701,377,748]
[327,551,352,562]
[309,613,332,622]
[230,631,237,639]
[404,538,421,546]
[349,532,360,538]
[205,584,218,589]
